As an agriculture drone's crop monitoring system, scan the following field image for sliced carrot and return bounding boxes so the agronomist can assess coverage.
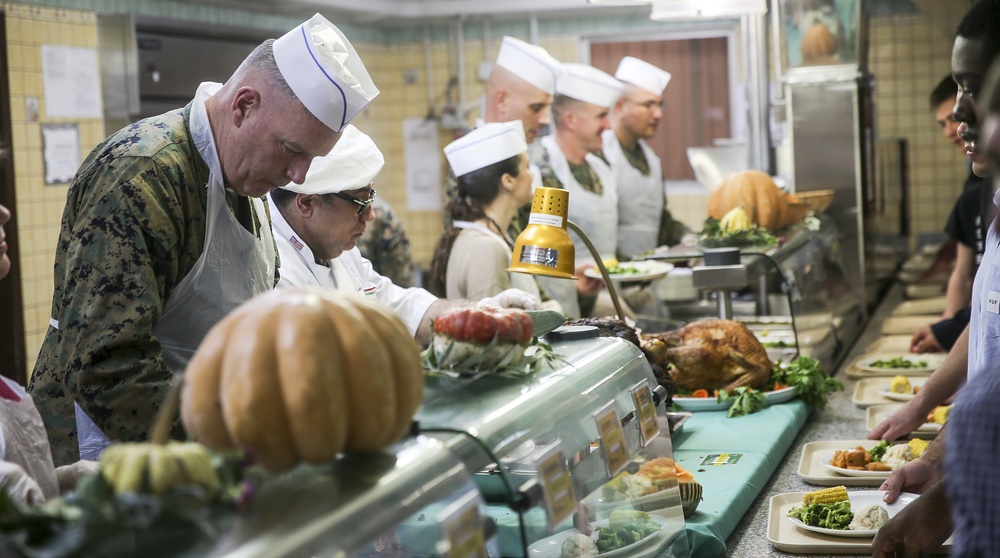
[692,389,709,398]
[772,382,787,391]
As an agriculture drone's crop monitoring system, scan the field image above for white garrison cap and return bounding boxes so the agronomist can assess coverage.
[615,56,672,96]
[557,63,624,108]
[495,36,562,95]
[273,13,379,132]
[284,125,384,194]
[445,120,528,177]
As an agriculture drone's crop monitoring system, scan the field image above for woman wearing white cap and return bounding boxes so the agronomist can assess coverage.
[430,122,560,311]
[269,125,539,344]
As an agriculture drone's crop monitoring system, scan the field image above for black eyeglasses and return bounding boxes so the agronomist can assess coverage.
[330,188,377,215]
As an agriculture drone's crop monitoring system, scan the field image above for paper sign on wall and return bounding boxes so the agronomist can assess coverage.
[41,124,80,185]
[41,45,102,118]
[403,118,442,211]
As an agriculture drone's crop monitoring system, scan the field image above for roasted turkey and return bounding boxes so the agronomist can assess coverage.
[648,319,772,392]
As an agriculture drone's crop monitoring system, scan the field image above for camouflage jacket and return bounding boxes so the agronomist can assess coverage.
[28,103,251,465]
[356,198,417,288]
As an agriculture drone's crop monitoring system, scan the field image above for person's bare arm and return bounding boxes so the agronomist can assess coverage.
[869,325,968,441]
[943,243,975,318]
[871,480,952,558]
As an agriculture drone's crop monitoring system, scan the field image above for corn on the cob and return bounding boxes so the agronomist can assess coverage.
[933,405,951,425]
[889,375,911,394]
[609,509,651,529]
[908,438,929,458]
[802,485,849,506]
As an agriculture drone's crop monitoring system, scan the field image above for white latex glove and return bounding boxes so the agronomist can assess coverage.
[0,460,45,506]
[55,460,101,493]
[678,232,700,247]
[478,288,539,310]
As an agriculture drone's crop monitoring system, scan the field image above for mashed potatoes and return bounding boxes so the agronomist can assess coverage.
[881,443,915,470]
[849,504,889,530]
[561,533,599,558]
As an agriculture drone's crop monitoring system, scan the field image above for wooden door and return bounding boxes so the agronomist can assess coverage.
[0,13,26,383]
[591,37,732,181]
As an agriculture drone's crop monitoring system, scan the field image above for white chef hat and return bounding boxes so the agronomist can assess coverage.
[283,125,384,194]
[444,121,528,178]
[556,63,624,108]
[495,36,563,95]
[273,13,379,132]
[615,56,672,97]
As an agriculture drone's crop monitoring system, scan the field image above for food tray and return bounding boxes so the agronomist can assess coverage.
[891,296,947,316]
[864,335,914,354]
[796,440,888,486]
[880,316,937,335]
[528,514,673,558]
[851,377,924,407]
[766,492,952,554]
[865,404,941,440]
[845,353,944,379]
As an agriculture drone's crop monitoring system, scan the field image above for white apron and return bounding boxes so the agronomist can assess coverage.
[540,135,618,258]
[74,82,276,459]
[968,191,1000,383]
[453,220,543,299]
[602,130,664,257]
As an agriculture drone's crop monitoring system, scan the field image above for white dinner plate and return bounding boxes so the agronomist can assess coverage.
[875,378,925,402]
[817,455,892,479]
[673,386,797,411]
[584,261,674,283]
[855,354,945,374]
[527,515,668,557]
[786,491,918,537]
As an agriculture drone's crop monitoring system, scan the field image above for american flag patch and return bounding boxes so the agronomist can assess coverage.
[289,235,304,251]
[363,286,377,297]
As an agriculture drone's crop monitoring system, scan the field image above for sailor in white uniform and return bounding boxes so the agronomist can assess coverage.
[603,56,694,258]
[268,125,538,344]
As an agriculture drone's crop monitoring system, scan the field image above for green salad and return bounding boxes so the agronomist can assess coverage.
[787,501,853,530]
[605,264,642,275]
[869,357,927,369]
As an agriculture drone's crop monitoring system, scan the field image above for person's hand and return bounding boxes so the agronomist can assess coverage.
[574,264,604,296]
[878,457,942,503]
[871,482,951,558]
[0,460,45,506]
[868,400,926,441]
[573,502,594,536]
[910,325,943,353]
[55,460,100,493]
[478,288,539,310]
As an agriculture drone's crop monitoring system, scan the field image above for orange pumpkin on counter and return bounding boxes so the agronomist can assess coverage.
[181,288,424,472]
[708,170,789,230]
[801,23,839,64]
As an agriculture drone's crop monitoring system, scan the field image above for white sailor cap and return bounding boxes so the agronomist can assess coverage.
[556,63,624,108]
[495,36,563,95]
[444,121,528,178]
[273,13,379,132]
[283,125,384,194]
[615,56,671,97]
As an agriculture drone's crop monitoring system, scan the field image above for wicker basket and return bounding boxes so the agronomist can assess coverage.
[794,189,836,214]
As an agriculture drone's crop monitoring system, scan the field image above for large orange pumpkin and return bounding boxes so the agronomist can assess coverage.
[181,288,424,472]
[708,170,789,230]
[800,23,838,64]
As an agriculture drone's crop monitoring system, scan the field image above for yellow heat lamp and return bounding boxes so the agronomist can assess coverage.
[509,186,626,319]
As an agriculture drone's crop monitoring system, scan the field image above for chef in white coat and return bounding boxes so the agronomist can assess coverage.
[268,125,538,345]
[603,56,694,257]
[536,63,624,317]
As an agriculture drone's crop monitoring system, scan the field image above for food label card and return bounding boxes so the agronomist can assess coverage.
[535,440,577,530]
[701,453,744,466]
[594,402,630,477]
[437,490,487,558]
[630,381,660,447]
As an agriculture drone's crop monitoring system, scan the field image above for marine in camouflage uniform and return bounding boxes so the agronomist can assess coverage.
[356,197,417,288]
[28,103,272,466]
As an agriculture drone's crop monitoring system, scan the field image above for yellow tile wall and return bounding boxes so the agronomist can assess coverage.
[868,14,967,245]
[4,4,104,378]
